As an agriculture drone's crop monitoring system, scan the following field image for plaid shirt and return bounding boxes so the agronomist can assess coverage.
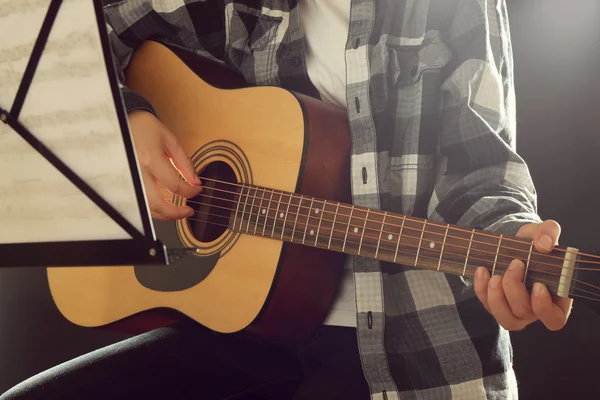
[105,1,542,398]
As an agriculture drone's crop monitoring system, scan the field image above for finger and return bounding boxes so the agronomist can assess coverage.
[502,259,537,320]
[474,267,491,313]
[531,283,573,331]
[516,220,561,253]
[142,171,194,221]
[164,132,202,186]
[533,220,561,253]
[487,275,528,331]
[150,156,203,199]
[158,184,173,201]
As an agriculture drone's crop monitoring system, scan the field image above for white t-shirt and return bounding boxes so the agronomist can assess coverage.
[299,1,357,327]
[299,1,349,108]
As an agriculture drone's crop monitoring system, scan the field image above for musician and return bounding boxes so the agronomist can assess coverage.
[1,1,573,399]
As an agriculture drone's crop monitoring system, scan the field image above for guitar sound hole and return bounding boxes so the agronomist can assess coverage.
[188,161,237,242]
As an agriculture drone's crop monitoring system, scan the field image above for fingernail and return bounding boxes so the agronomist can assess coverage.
[194,175,201,185]
[490,276,500,289]
[475,267,483,280]
[508,260,520,271]
[539,235,553,251]
[533,282,544,297]
[187,208,194,217]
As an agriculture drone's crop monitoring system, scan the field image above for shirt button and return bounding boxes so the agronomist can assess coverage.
[290,57,301,67]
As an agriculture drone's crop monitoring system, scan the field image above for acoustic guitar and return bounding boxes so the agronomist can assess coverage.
[46,41,599,340]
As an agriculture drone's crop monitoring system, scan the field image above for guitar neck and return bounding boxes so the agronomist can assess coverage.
[224,183,576,298]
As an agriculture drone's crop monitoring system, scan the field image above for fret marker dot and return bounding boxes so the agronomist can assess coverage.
[387,234,393,240]
[310,229,315,236]
[261,209,266,215]
[315,208,320,215]
[353,227,359,234]
[279,212,284,218]
[429,242,435,249]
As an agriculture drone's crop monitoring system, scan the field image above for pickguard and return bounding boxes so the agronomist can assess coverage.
[134,220,219,292]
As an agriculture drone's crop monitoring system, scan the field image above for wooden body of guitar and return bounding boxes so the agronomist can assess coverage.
[47,41,352,340]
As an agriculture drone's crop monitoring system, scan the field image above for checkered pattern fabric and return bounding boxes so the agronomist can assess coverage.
[104,1,541,398]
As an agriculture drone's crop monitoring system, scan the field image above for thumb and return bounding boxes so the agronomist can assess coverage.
[163,130,201,186]
[516,220,561,253]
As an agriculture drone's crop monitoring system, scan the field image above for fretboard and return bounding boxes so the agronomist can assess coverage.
[227,184,572,297]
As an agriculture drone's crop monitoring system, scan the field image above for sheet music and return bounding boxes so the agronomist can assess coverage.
[0,0,148,243]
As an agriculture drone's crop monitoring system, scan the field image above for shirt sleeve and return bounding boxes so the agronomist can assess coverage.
[429,0,542,236]
[103,0,223,116]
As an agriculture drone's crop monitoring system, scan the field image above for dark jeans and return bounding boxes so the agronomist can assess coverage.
[1,321,370,400]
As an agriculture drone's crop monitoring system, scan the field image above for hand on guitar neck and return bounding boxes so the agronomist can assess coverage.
[474,219,572,332]
[128,109,203,220]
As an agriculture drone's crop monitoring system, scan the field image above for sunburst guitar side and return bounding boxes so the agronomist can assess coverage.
[47,41,352,340]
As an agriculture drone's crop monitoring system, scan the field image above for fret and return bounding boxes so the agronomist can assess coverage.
[239,185,251,231]
[280,192,292,240]
[357,209,370,255]
[328,202,340,249]
[271,191,283,238]
[375,212,387,259]
[393,217,406,263]
[291,195,303,242]
[262,190,275,236]
[463,229,475,276]
[437,224,449,271]
[253,187,266,235]
[247,187,259,233]
[525,240,534,283]
[314,200,326,246]
[246,186,258,233]
[342,206,354,252]
[232,185,244,231]
[492,235,502,276]
[414,220,426,266]
[302,198,315,244]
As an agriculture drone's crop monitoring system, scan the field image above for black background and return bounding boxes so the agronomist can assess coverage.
[1,0,599,398]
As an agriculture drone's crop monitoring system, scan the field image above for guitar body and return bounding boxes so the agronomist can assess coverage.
[47,41,351,340]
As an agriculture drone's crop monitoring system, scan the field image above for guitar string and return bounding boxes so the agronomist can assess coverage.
[178,189,598,272]
[187,206,554,276]
[187,208,600,295]
[185,210,600,299]
[182,212,600,301]
[197,176,597,261]
[184,189,560,265]
[192,179,594,264]
[184,196,584,274]
[183,206,600,296]
[183,193,599,275]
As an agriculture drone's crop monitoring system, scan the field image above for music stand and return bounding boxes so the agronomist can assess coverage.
[0,0,178,267]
